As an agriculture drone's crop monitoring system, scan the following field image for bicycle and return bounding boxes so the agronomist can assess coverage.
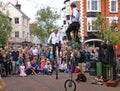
[64,52,76,91]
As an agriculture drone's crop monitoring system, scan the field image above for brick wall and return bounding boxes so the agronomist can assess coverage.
[118,0,120,30]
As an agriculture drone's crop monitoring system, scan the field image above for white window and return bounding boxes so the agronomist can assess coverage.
[109,16,118,31]
[14,17,19,24]
[110,0,118,13]
[87,0,100,12]
[23,18,28,27]
[15,31,19,37]
[87,18,98,31]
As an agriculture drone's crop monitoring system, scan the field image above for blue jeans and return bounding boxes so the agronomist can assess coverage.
[44,69,51,75]
[86,61,90,71]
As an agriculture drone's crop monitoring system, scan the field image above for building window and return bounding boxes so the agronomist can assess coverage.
[87,0,100,12]
[87,18,98,31]
[15,31,19,37]
[110,0,118,13]
[14,17,19,24]
[109,16,118,31]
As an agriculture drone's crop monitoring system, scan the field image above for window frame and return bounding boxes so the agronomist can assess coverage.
[87,18,99,32]
[15,31,19,37]
[14,17,19,24]
[87,0,100,12]
[109,0,118,13]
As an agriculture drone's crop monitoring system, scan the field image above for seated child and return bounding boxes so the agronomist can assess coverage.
[26,58,32,69]
[40,56,46,74]
[59,61,67,72]
[31,60,41,75]
[25,58,33,75]
[44,61,52,75]
[66,61,72,73]
[19,62,27,77]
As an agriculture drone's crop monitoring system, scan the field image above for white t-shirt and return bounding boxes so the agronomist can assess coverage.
[48,32,63,45]
[71,7,80,22]
[60,63,67,70]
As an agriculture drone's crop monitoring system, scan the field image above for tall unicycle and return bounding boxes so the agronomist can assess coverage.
[64,71,76,91]
[64,52,76,91]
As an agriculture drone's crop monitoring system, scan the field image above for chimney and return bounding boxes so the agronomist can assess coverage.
[15,0,21,9]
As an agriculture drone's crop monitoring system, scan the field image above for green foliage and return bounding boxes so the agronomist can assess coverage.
[92,13,120,45]
[33,26,48,43]
[93,13,104,30]
[110,22,117,30]
[0,11,12,46]
[68,42,81,51]
[34,6,60,43]
[103,28,120,44]
[92,13,104,38]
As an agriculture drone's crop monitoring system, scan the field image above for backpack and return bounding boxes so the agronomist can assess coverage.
[79,74,87,82]
[84,51,90,59]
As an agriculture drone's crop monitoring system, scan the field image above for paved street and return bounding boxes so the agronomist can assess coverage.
[3,73,120,91]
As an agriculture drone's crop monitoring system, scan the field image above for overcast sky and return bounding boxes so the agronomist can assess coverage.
[1,0,65,23]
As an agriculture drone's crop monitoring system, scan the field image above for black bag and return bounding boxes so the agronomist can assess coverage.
[25,68,32,75]
[79,74,87,82]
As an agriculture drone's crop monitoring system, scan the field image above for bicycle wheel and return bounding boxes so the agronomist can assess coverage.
[64,79,76,91]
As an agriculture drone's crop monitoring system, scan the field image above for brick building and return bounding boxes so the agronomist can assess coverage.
[62,0,120,47]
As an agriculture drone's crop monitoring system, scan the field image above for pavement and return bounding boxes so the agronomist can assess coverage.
[2,72,120,91]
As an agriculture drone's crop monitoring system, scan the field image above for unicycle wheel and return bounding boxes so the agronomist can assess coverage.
[64,79,76,91]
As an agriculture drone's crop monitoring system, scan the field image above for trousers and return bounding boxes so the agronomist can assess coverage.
[66,22,80,41]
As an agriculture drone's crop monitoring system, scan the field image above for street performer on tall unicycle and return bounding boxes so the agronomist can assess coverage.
[66,2,81,48]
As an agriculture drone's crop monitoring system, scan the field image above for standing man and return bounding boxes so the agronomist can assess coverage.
[66,2,80,43]
[48,28,63,59]
[11,47,19,75]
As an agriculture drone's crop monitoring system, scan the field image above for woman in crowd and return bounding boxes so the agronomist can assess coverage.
[31,60,41,75]
[40,55,46,74]
[59,61,67,72]
[44,60,52,75]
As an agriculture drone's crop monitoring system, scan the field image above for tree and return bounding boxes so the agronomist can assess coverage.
[92,13,104,38]
[0,11,12,47]
[93,13,120,45]
[103,27,120,45]
[33,6,60,43]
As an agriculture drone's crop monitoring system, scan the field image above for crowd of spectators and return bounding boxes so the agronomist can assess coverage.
[0,43,98,77]
[0,43,120,82]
